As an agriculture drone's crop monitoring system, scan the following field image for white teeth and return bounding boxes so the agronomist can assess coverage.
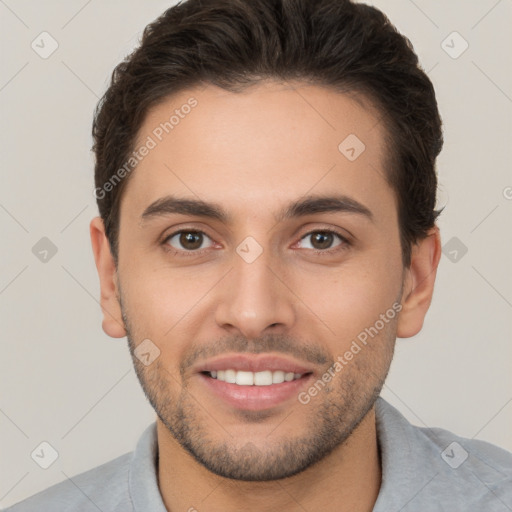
[210,369,304,385]
[272,370,285,384]
[225,369,236,384]
[236,371,254,386]
[254,371,272,386]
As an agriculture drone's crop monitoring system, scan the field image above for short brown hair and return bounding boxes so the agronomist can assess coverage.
[92,0,443,267]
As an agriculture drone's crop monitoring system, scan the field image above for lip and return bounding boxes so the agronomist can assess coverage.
[195,353,314,374]
[194,353,315,411]
[199,372,314,411]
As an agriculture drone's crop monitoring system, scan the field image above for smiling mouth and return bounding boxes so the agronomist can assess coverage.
[202,369,311,386]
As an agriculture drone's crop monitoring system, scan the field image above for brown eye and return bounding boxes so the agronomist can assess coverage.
[311,232,335,249]
[298,230,347,252]
[165,231,212,252]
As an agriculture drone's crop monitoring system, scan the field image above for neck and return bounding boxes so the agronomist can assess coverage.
[157,407,381,512]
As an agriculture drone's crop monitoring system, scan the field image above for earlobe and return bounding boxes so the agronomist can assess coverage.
[89,217,126,338]
[396,226,442,338]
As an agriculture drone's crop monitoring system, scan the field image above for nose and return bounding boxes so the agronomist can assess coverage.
[214,243,296,340]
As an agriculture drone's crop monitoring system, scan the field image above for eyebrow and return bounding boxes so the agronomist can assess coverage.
[140,193,374,224]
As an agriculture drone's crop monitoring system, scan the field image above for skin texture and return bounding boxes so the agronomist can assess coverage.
[90,80,441,511]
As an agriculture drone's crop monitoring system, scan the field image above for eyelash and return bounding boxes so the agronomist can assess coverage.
[161,228,351,258]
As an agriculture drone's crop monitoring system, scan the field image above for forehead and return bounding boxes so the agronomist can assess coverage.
[121,81,395,226]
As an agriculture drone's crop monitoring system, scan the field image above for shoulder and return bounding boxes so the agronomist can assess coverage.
[417,423,512,508]
[4,452,134,512]
[375,398,512,511]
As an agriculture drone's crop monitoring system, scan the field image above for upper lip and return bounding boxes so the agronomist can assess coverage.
[195,354,315,374]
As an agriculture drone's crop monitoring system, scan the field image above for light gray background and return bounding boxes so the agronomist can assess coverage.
[1,0,511,507]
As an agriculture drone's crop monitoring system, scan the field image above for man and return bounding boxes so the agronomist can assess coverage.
[7,0,511,510]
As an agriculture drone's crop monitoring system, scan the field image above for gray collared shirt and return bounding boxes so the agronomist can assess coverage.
[5,398,512,511]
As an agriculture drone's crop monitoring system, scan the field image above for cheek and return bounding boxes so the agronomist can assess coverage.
[295,252,402,341]
[118,260,217,341]
[120,273,197,379]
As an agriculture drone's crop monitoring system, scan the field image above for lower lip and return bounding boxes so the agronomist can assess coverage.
[198,373,313,411]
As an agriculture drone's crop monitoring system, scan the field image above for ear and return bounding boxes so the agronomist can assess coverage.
[397,226,442,338]
[89,217,126,338]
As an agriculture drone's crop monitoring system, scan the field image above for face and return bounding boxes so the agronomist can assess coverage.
[113,81,405,480]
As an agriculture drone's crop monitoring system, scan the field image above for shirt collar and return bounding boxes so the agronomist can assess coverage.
[372,397,442,511]
[128,421,168,512]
